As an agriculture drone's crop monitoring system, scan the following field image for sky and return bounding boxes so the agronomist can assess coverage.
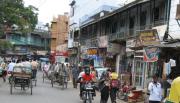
[23,0,70,24]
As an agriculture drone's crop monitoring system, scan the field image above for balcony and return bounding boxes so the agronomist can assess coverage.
[79,36,98,48]
[108,32,126,43]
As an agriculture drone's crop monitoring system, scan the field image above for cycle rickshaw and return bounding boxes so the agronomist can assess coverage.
[9,66,33,95]
[50,63,68,89]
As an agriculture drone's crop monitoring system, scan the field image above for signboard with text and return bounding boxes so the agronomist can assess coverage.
[139,29,160,46]
[87,48,98,55]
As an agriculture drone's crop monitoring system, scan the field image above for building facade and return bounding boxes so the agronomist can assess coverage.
[5,29,50,59]
[68,0,122,65]
[78,0,180,93]
[50,13,69,63]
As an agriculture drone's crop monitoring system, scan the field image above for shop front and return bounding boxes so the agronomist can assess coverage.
[129,29,160,89]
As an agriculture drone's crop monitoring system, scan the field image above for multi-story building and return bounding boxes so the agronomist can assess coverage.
[5,29,50,59]
[50,13,69,63]
[78,0,180,93]
[68,0,122,65]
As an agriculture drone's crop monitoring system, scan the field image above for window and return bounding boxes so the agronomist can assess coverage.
[134,60,144,87]
[129,16,135,29]
[140,11,147,29]
[154,7,159,21]
[120,19,125,28]
[111,22,117,33]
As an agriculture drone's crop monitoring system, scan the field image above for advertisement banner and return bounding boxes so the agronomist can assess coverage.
[144,47,159,62]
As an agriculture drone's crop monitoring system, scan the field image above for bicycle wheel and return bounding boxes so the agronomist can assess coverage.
[117,90,124,100]
[10,79,13,94]
[61,76,65,90]
[51,78,54,87]
[30,79,33,95]
[43,71,45,83]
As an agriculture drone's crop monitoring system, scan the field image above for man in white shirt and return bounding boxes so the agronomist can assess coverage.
[148,75,162,103]
[7,60,16,72]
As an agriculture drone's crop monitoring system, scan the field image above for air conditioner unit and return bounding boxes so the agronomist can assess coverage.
[73,42,79,47]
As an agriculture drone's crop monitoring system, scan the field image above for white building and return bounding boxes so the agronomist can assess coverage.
[68,0,136,48]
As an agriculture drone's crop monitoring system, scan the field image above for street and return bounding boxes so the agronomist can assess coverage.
[0,72,120,103]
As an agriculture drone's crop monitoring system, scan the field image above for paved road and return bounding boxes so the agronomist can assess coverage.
[0,71,123,103]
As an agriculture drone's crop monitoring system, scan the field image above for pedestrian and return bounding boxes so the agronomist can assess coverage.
[1,61,7,82]
[7,60,16,73]
[71,64,79,88]
[99,68,111,103]
[65,63,70,81]
[168,76,180,103]
[109,68,119,103]
[31,59,38,79]
[148,74,162,103]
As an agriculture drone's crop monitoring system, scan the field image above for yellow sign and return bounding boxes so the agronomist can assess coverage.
[139,29,160,46]
[87,49,97,55]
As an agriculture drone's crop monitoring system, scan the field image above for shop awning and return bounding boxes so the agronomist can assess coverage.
[130,41,180,50]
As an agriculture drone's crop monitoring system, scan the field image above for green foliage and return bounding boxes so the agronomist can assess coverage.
[0,0,38,34]
[0,39,12,51]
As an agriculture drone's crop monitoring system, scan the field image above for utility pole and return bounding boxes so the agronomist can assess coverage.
[44,23,50,53]
[77,28,81,66]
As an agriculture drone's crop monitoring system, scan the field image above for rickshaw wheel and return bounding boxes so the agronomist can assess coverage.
[61,76,65,90]
[51,78,53,87]
[43,71,45,83]
[10,80,13,94]
[30,79,33,95]
[34,79,37,86]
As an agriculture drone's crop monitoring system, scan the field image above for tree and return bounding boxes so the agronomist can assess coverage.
[0,0,38,34]
[0,0,38,51]
[0,39,13,54]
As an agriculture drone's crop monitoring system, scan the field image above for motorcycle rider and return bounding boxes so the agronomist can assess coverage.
[78,66,96,99]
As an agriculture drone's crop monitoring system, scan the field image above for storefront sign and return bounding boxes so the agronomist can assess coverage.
[37,51,48,55]
[98,36,108,48]
[144,47,159,62]
[68,49,77,55]
[107,43,121,54]
[139,29,160,46]
[87,48,97,55]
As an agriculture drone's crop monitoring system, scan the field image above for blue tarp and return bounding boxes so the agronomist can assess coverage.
[39,58,49,62]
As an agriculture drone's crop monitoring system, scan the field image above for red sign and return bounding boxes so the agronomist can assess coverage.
[55,51,68,56]
[51,51,68,56]
[144,47,159,62]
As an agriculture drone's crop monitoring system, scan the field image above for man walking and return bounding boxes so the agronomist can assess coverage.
[71,64,79,88]
[148,75,162,103]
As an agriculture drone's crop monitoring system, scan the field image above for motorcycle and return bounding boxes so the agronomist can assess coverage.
[82,82,95,103]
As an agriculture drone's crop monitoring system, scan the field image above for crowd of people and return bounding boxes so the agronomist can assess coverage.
[0,58,39,82]
[1,57,180,103]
